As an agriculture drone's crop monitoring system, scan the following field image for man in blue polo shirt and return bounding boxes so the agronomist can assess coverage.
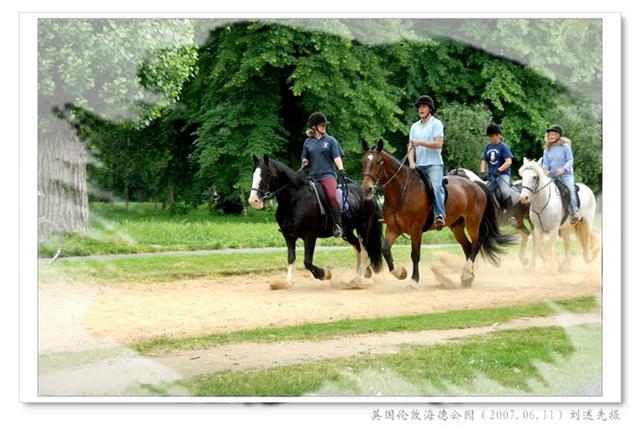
[408,95,446,229]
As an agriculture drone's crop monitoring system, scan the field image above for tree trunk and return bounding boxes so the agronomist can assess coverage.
[38,116,89,235]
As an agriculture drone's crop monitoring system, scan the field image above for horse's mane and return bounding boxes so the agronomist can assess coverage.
[268,159,308,187]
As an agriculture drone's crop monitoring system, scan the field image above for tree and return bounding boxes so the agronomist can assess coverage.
[38,19,197,231]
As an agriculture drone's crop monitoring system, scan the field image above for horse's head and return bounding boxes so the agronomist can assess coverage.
[248,154,277,209]
[518,157,544,204]
[361,140,385,201]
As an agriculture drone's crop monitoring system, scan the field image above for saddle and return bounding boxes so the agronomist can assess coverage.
[553,179,580,224]
[308,179,355,219]
[414,168,449,231]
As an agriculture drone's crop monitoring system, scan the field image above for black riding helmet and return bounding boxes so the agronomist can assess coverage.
[308,112,329,128]
[546,124,563,136]
[486,123,502,136]
[414,95,435,112]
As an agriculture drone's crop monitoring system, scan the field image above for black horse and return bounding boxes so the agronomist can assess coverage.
[248,154,383,289]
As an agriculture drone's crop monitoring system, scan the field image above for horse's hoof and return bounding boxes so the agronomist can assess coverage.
[461,277,474,288]
[323,268,332,281]
[392,267,407,280]
[406,280,419,289]
[346,278,366,290]
[519,257,529,267]
[364,267,373,279]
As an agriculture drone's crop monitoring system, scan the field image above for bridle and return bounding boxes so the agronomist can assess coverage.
[363,151,410,190]
[521,170,558,233]
[251,169,290,203]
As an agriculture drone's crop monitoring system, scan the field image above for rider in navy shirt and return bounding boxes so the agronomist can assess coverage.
[301,112,346,237]
[480,124,513,212]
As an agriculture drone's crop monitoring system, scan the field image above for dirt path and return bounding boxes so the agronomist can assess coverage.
[153,311,601,377]
[76,253,600,346]
[38,311,600,396]
[37,252,602,395]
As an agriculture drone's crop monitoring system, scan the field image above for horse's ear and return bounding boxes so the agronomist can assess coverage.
[522,157,529,163]
[252,154,259,167]
[263,154,270,166]
[376,139,384,152]
[362,141,370,152]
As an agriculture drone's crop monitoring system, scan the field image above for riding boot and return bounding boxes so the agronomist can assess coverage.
[330,204,343,237]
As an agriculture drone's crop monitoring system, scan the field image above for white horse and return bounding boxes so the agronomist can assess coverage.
[518,158,600,273]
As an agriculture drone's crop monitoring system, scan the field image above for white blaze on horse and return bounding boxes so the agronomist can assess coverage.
[518,158,600,273]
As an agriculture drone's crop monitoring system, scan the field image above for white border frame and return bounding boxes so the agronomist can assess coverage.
[19,12,621,403]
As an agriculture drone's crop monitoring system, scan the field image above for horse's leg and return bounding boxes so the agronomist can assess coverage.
[382,225,407,280]
[575,220,600,264]
[284,234,297,286]
[518,228,530,267]
[559,227,572,273]
[462,221,482,289]
[344,230,366,283]
[303,235,331,280]
[530,226,543,270]
[409,231,423,286]
[432,221,471,289]
[544,228,560,275]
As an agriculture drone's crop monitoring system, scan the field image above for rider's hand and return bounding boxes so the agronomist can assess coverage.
[478,171,488,180]
[493,170,501,178]
[338,169,346,179]
[409,164,416,170]
[556,167,565,175]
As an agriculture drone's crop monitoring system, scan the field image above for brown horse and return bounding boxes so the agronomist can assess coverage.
[361,140,516,287]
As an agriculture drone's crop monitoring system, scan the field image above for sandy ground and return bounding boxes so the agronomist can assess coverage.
[37,252,602,396]
[39,252,601,352]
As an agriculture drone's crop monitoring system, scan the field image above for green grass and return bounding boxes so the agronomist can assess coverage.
[40,202,458,257]
[132,296,598,355]
[153,324,601,396]
[39,244,433,285]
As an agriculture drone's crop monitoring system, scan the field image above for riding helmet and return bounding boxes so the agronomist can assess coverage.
[486,123,502,136]
[546,124,564,136]
[414,95,435,112]
[308,112,329,128]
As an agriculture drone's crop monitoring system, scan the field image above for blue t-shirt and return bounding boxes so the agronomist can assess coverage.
[542,143,574,175]
[410,116,444,166]
[482,141,513,176]
[301,134,345,180]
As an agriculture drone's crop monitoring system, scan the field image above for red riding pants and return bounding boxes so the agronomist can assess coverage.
[319,177,339,208]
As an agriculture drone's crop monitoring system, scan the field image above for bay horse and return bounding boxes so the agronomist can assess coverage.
[361,141,516,287]
[248,154,383,289]
[518,158,600,274]
[448,167,534,266]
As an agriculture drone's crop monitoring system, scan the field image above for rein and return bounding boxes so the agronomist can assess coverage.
[523,174,557,233]
[251,172,290,203]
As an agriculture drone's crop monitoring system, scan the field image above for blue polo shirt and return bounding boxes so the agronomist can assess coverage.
[301,134,345,180]
[482,141,513,176]
[410,116,444,166]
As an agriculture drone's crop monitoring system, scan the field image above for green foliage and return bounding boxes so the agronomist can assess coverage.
[438,103,493,171]
[45,19,603,212]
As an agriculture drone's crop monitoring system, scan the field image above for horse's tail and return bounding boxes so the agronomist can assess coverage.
[360,197,384,273]
[476,182,518,264]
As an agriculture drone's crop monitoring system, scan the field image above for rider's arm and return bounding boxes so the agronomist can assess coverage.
[334,156,344,171]
[497,157,512,173]
[480,160,488,173]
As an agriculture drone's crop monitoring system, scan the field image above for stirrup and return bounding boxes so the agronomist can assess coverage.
[434,215,445,230]
[333,224,343,237]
